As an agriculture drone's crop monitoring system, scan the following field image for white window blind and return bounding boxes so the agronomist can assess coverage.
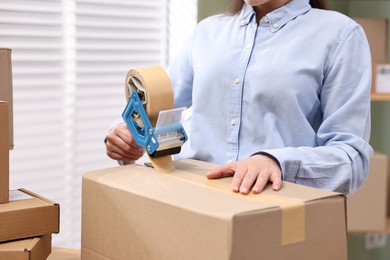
[168,0,198,63]
[1,0,197,248]
[0,0,67,240]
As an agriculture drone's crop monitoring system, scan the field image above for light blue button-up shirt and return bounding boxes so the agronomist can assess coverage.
[168,0,373,194]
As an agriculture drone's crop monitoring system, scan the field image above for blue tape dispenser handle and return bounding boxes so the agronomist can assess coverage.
[122,91,159,155]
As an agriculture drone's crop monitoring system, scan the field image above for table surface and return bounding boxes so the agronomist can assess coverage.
[47,248,81,260]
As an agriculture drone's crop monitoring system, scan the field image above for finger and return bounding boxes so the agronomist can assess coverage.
[206,165,235,179]
[238,169,259,195]
[106,142,144,161]
[108,123,140,149]
[270,172,282,191]
[252,172,271,194]
[230,165,247,193]
[114,128,142,151]
[106,137,144,160]
[107,127,144,152]
[106,151,127,161]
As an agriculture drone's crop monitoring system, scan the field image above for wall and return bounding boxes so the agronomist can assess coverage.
[197,0,390,156]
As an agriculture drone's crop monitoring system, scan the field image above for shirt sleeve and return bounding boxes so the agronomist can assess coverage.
[167,31,195,109]
[259,24,374,194]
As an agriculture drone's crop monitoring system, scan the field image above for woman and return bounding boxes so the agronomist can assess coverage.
[105,0,373,195]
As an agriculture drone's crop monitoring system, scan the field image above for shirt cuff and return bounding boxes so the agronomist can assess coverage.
[251,149,300,183]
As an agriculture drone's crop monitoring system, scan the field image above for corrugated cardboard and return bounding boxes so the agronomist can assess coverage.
[353,17,388,62]
[0,189,60,242]
[82,159,347,260]
[0,102,9,204]
[347,153,388,231]
[47,248,80,260]
[0,235,51,260]
[0,48,13,149]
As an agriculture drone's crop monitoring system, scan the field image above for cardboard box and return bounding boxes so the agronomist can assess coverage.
[0,235,51,260]
[0,189,60,242]
[82,159,347,260]
[353,17,388,62]
[372,62,390,93]
[0,48,13,150]
[47,248,80,260]
[347,219,390,260]
[0,102,9,204]
[347,153,388,232]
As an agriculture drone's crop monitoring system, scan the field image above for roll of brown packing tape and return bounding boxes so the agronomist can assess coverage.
[125,66,173,127]
[125,66,175,173]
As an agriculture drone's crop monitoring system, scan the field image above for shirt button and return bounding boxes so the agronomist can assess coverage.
[264,16,269,23]
[240,19,246,25]
[272,23,279,29]
[227,160,233,164]
[234,77,240,84]
[231,119,237,126]
[246,43,251,49]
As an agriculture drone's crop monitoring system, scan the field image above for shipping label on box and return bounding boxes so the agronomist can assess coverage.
[82,159,347,260]
[373,63,390,93]
[0,102,9,204]
[0,235,51,260]
[0,48,13,150]
[0,189,60,242]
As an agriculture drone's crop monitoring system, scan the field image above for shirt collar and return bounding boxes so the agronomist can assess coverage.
[239,0,311,32]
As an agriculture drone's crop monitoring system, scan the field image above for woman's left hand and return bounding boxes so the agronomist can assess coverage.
[206,154,282,194]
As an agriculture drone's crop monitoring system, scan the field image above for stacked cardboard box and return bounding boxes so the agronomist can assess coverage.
[0,101,9,204]
[0,48,13,149]
[346,153,388,232]
[0,189,60,243]
[82,159,348,260]
[0,48,60,259]
[0,235,52,260]
[0,48,13,204]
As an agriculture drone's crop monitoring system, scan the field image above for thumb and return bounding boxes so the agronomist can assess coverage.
[207,164,235,179]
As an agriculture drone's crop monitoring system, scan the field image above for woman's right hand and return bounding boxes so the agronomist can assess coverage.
[105,122,145,162]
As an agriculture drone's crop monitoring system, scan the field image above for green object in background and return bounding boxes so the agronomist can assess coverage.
[348,233,390,260]
[328,0,349,14]
[198,0,231,21]
[371,102,390,155]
